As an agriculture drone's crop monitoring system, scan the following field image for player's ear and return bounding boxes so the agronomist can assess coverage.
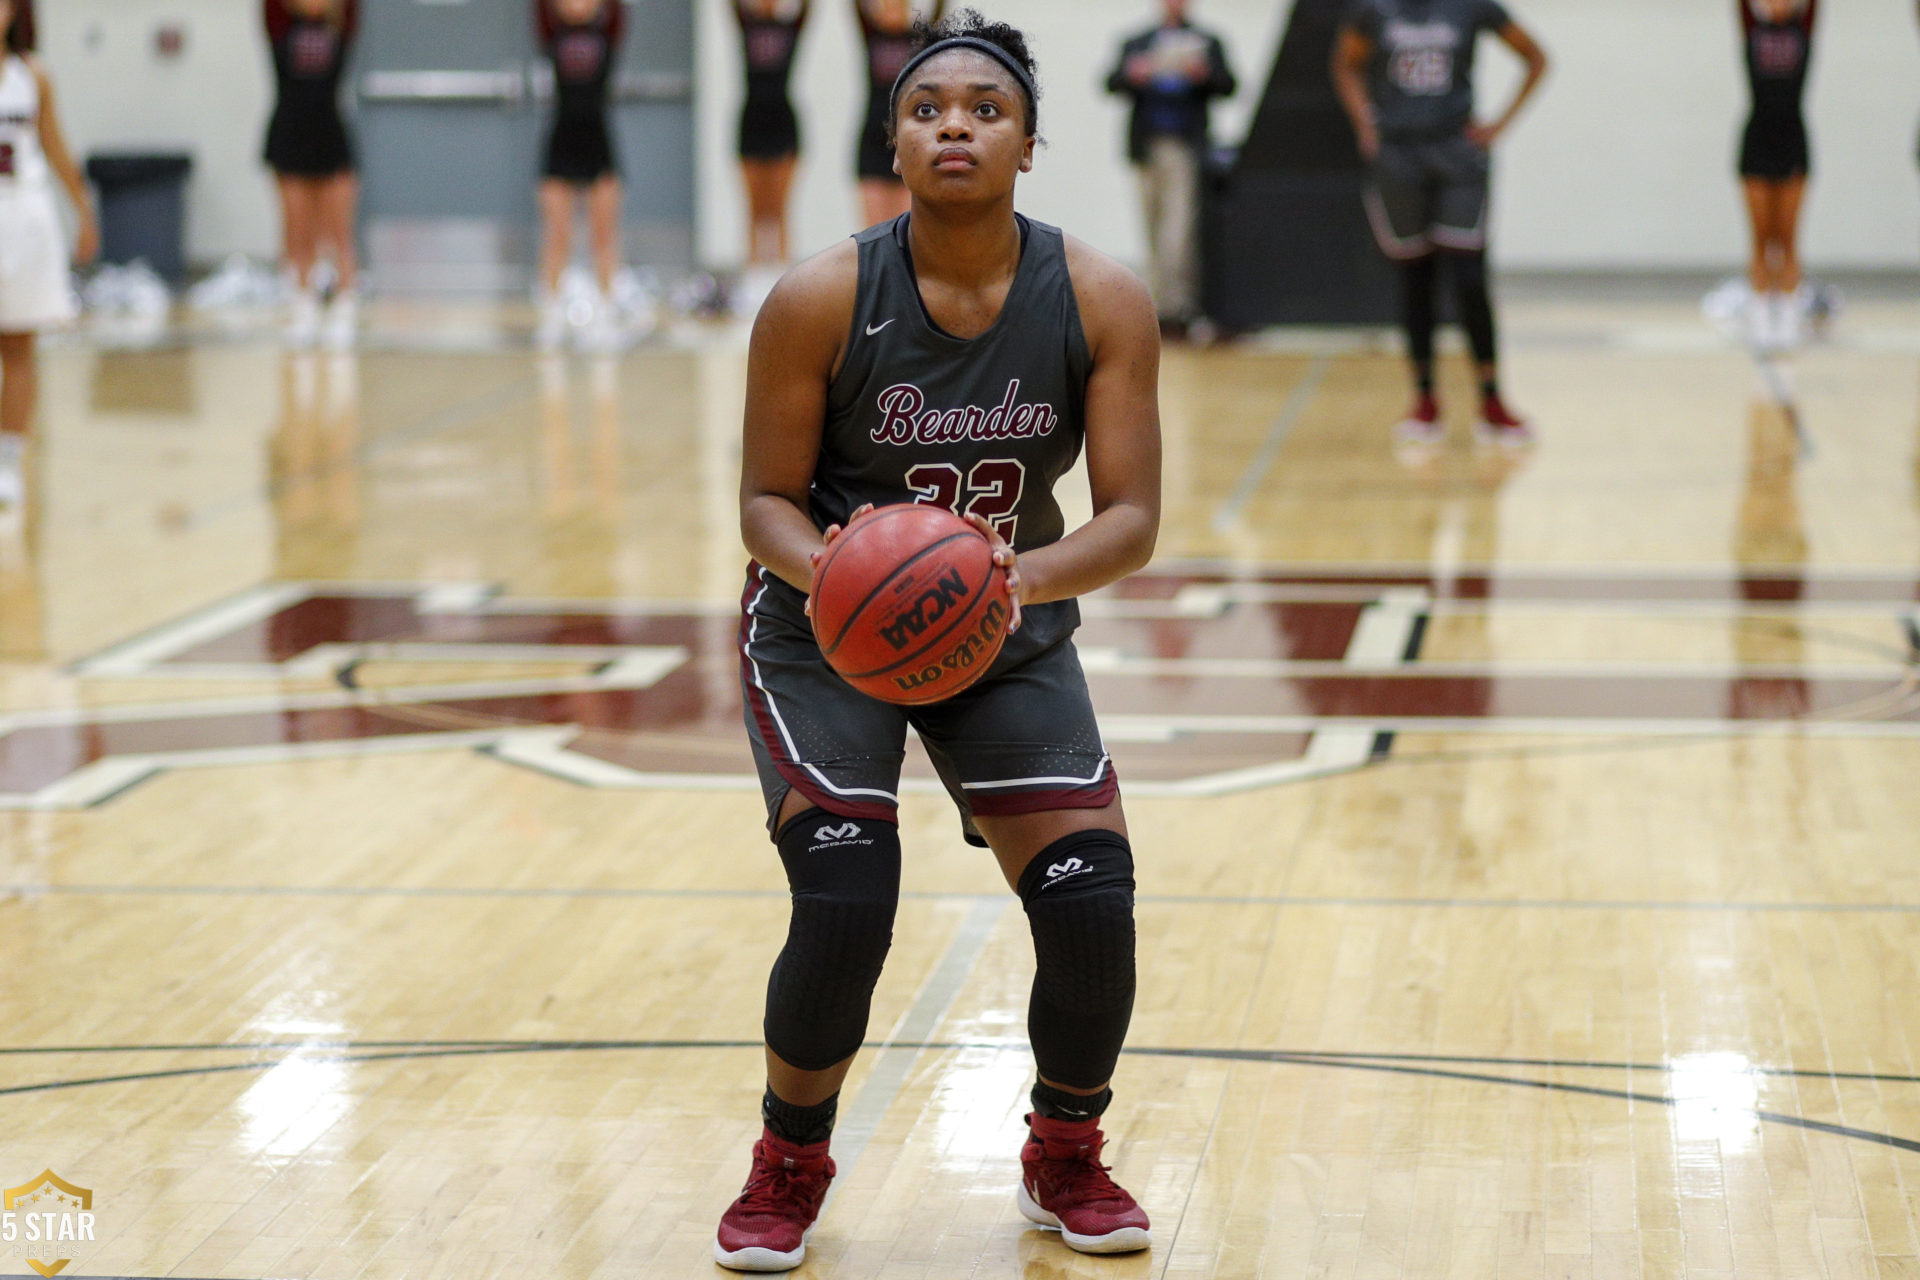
[1019,136,1034,173]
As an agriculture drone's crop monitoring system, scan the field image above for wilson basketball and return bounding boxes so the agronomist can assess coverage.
[810,504,1013,705]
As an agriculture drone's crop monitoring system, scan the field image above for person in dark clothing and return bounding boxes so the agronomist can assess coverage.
[535,0,624,348]
[736,0,809,273]
[1333,0,1547,445]
[263,0,359,346]
[1105,0,1236,336]
[1737,0,1818,350]
[853,0,943,230]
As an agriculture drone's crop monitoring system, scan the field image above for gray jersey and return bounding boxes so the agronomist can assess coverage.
[1347,0,1511,140]
[794,212,1094,652]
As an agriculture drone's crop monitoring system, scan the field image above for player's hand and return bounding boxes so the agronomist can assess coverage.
[964,513,1023,634]
[804,504,874,618]
[1465,120,1501,150]
[1124,53,1154,86]
[74,211,100,266]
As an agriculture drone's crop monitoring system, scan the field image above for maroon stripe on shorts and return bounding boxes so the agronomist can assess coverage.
[737,564,897,823]
[965,761,1121,818]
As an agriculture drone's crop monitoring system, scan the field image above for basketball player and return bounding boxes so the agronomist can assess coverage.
[1333,0,1547,445]
[853,0,942,229]
[719,9,1162,1269]
[1737,0,1818,351]
[736,1,808,288]
[263,0,359,348]
[0,0,96,511]
[535,0,624,349]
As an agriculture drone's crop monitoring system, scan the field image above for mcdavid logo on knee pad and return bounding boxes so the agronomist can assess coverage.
[813,822,872,849]
[1044,856,1090,887]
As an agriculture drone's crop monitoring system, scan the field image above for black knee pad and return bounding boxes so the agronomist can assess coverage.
[762,808,901,1072]
[1017,829,1137,1091]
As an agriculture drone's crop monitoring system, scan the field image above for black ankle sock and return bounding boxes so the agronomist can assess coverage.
[1480,377,1500,403]
[762,1088,838,1146]
[1031,1080,1113,1122]
[1415,366,1436,398]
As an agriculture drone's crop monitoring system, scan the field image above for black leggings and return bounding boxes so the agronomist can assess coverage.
[1399,250,1497,380]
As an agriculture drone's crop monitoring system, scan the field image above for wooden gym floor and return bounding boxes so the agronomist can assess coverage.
[2,286,1919,1278]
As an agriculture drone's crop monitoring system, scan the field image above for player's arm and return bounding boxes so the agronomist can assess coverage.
[32,62,98,266]
[739,243,859,595]
[264,0,291,44]
[1003,239,1161,610]
[1330,26,1379,160]
[1470,19,1549,148]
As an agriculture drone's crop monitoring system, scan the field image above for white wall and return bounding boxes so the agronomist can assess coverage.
[696,0,1920,275]
[41,0,278,262]
[26,0,1920,273]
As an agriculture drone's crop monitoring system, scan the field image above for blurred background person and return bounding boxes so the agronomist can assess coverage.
[1105,0,1236,341]
[263,0,358,348]
[0,0,96,511]
[733,0,808,313]
[536,0,625,350]
[1737,0,1818,351]
[852,0,938,229]
[1333,0,1547,445]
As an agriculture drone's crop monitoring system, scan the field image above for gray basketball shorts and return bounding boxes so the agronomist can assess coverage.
[1365,133,1492,258]
[737,566,1118,846]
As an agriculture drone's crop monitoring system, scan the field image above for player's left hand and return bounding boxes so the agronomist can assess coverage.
[964,513,1023,634]
[1465,120,1502,150]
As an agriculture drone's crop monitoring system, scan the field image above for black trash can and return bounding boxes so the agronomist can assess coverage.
[84,152,194,282]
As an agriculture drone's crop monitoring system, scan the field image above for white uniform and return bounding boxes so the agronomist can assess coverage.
[0,55,76,330]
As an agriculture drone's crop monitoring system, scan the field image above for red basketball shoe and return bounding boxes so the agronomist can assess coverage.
[1017,1113,1152,1254]
[714,1130,835,1272]
[1475,394,1535,446]
[1394,393,1444,444]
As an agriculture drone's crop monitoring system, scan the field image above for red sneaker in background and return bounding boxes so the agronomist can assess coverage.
[1395,393,1444,444]
[1476,394,1535,446]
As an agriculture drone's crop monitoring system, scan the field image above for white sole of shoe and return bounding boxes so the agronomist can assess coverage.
[1017,1182,1152,1254]
[713,1226,811,1272]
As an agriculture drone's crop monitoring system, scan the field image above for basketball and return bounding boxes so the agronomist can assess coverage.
[809,504,1013,705]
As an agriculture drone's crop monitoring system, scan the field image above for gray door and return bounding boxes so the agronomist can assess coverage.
[355,0,693,294]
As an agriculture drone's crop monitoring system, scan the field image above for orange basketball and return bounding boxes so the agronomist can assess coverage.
[810,504,1013,705]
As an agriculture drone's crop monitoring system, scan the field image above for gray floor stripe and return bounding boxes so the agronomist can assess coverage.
[1213,352,1333,530]
[829,897,1008,1176]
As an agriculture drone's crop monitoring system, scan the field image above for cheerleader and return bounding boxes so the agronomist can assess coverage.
[1737,0,1817,350]
[0,0,97,509]
[735,0,807,272]
[536,0,625,349]
[852,0,941,229]
[263,0,359,348]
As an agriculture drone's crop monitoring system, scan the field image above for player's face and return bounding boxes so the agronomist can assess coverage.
[556,0,605,23]
[891,51,1035,204]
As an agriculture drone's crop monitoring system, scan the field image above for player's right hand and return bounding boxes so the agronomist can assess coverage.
[804,503,875,617]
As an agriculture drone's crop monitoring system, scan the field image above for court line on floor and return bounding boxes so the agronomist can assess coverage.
[4,1039,1917,1157]
[1211,352,1333,531]
[17,882,1920,914]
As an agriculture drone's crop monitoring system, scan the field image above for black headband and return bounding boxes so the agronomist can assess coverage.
[889,36,1037,130]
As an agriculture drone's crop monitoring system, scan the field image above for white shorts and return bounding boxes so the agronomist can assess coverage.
[0,183,76,330]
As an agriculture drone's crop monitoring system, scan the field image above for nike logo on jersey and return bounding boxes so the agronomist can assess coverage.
[866,319,896,336]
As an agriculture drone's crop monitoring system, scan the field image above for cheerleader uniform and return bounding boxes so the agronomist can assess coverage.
[540,2,624,183]
[736,0,806,161]
[262,0,356,177]
[1738,0,1815,180]
[854,3,924,181]
[0,54,74,330]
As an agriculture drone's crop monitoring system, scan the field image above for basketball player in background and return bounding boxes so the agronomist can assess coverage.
[852,0,941,229]
[719,10,1162,1269]
[0,0,96,510]
[1333,0,1547,445]
[535,0,624,350]
[734,0,809,310]
[1737,0,1818,351]
[263,0,358,348]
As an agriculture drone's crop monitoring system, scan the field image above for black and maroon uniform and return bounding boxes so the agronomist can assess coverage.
[263,0,357,176]
[539,0,623,183]
[737,0,807,161]
[738,214,1115,844]
[1739,0,1816,179]
[854,1,939,181]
